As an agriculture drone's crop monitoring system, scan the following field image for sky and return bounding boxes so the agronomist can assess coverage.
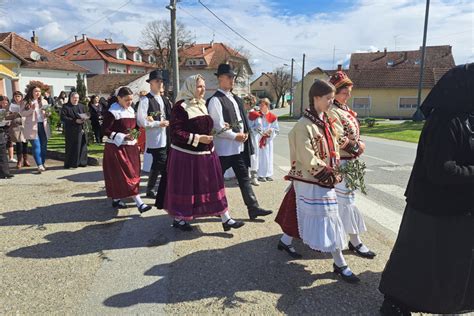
[1,0,472,79]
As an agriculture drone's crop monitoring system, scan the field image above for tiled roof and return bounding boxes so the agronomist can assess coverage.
[53,37,156,68]
[0,32,87,72]
[87,73,144,95]
[179,42,252,74]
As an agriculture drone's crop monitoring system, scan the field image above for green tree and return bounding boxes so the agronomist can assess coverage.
[76,73,87,104]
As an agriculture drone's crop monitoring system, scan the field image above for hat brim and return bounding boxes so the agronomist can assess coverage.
[146,77,164,83]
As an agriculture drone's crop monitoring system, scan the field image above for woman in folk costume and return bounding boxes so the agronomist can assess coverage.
[275,79,360,283]
[379,64,474,315]
[255,98,279,182]
[102,87,152,214]
[327,71,376,259]
[156,74,245,232]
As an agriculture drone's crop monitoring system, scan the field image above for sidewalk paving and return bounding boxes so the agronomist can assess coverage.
[0,161,396,314]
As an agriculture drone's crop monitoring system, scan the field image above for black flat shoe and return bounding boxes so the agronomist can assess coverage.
[348,241,376,259]
[277,240,302,259]
[138,203,152,214]
[112,200,127,209]
[172,220,193,231]
[333,263,360,284]
[146,190,156,199]
[249,208,273,220]
[222,219,245,231]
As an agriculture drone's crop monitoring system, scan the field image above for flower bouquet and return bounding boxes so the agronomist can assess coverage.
[335,159,368,194]
[127,128,141,140]
[147,111,162,122]
[211,120,243,136]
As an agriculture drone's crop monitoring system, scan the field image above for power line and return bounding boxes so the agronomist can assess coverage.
[197,0,289,62]
[52,0,132,49]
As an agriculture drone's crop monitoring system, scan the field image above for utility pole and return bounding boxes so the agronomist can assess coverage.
[167,0,180,100]
[413,0,430,122]
[332,45,336,69]
[290,58,294,117]
[300,53,306,117]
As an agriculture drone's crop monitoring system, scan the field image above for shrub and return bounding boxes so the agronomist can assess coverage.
[365,117,376,128]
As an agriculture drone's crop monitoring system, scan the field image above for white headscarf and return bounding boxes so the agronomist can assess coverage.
[176,74,208,118]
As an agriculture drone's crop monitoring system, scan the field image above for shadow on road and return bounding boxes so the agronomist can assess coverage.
[102,234,383,314]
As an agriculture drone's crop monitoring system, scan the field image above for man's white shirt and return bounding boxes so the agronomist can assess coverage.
[207,89,244,157]
[137,92,167,149]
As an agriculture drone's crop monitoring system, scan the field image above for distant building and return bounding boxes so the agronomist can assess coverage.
[293,45,455,118]
[0,32,88,98]
[53,35,158,75]
[178,42,253,98]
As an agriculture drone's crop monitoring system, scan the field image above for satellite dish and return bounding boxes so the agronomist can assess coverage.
[30,51,41,61]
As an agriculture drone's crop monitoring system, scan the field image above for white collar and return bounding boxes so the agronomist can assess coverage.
[218,89,233,97]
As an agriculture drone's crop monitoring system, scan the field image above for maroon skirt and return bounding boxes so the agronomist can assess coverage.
[275,184,301,239]
[163,147,227,220]
[103,143,140,199]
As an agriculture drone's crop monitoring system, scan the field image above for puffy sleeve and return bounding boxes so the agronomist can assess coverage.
[102,111,126,147]
[424,117,474,185]
[170,103,200,147]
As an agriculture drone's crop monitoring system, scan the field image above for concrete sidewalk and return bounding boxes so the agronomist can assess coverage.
[0,160,395,314]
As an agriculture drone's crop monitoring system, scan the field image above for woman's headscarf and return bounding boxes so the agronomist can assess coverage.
[176,74,206,108]
[421,63,474,117]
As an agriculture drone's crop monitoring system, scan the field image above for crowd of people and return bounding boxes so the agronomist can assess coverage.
[1,62,472,315]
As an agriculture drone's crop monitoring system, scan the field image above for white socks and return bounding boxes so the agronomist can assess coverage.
[350,234,370,253]
[331,249,354,276]
[132,195,145,207]
[280,233,293,246]
[220,211,235,225]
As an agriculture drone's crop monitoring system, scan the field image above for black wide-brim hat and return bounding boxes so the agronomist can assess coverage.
[147,69,168,83]
[215,63,236,77]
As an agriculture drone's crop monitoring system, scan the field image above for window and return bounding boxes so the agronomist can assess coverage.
[64,86,75,92]
[116,49,126,60]
[352,97,371,110]
[61,51,68,56]
[259,82,263,86]
[265,81,268,86]
[148,55,156,63]
[399,97,418,110]
[134,52,142,62]
[199,60,204,65]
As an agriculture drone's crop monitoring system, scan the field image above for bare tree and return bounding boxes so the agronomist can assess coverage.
[141,19,193,72]
[267,67,293,108]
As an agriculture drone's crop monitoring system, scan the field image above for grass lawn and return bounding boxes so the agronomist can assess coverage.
[360,121,424,143]
[48,130,104,159]
[277,113,298,121]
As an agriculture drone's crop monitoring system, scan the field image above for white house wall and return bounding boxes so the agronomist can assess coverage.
[18,68,87,97]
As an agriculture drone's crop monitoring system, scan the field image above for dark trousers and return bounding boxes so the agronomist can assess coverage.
[147,147,167,192]
[15,142,28,159]
[92,123,103,143]
[219,153,259,211]
[0,140,10,177]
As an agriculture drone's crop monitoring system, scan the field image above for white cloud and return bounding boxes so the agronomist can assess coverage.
[1,0,472,79]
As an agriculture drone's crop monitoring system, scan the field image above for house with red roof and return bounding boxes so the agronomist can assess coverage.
[0,32,88,98]
[293,45,455,118]
[53,35,158,75]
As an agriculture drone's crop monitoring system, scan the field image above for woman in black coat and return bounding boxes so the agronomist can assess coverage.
[379,63,474,315]
[88,95,104,143]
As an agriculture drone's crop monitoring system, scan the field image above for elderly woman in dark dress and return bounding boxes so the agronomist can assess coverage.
[379,63,474,315]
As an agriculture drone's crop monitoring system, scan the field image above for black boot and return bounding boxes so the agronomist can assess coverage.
[146,168,160,198]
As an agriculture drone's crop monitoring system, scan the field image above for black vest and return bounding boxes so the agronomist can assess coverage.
[206,91,254,164]
[145,93,171,120]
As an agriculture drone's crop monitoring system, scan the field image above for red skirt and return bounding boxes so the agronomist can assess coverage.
[275,184,301,239]
[137,128,146,154]
[103,143,141,199]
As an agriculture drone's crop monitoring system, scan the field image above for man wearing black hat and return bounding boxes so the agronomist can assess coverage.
[207,63,272,220]
[137,70,172,198]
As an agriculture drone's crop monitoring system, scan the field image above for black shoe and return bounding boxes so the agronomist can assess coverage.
[333,263,360,284]
[146,190,156,199]
[266,177,274,181]
[172,220,193,231]
[348,241,376,259]
[4,174,14,179]
[380,298,412,316]
[112,200,128,209]
[222,219,245,231]
[248,208,273,220]
[138,203,152,214]
[277,240,302,259]
[257,177,267,182]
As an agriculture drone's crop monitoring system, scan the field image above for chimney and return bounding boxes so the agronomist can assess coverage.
[210,40,214,47]
[31,31,39,46]
[337,64,342,71]
[403,51,408,61]
[384,47,387,53]
[74,35,78,42]
[82,34,87,41]
[202,47,205,54]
